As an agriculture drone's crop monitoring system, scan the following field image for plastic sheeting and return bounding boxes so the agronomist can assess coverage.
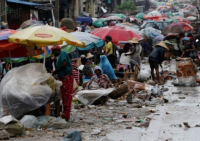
[0,63,52,118]
[99,55,117,80]
[75,88,115,105]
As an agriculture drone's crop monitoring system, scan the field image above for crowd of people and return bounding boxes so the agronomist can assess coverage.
[0,11,200,121]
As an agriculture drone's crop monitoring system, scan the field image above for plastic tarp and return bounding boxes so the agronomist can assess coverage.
[0,63,52,118]
[77,17,93,25]
[99,55,117,80]
[75,88,115,105]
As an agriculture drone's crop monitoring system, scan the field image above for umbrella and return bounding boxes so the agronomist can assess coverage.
[135,13,145,19]
[77,17,93,25]
[105,16,123,21]
[101,13,125,19]
[116,23,142,36]
[8,25,85,47]
[152,35,165,47]
[70,32,105,51]
[165,12,173,18]
[162,22,193,36]
[93,18,106,27]
[141,27,162,39]
[144,11,163,19]
[20,19,44,29]
[0,29,17,41]
[91,26,142,45]
[92,18,98,22]
[129,16,135,22]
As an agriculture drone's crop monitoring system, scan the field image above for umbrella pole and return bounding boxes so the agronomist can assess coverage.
[9,51,13,69]
[43,51,46,71]
[77,51,79,85]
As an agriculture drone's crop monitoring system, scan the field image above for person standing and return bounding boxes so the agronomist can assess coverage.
[104,35,116,68]
[125,38,142,72]
[149,41,168,85]
[51,45,73,121]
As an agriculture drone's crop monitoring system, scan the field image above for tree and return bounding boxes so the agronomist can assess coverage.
[117,0,137,14]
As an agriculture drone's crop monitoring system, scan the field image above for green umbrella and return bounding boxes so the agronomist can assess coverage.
[62,45,76,54]
[93,18,106,27]
[135,13,145,19]
[113,13,125,19]
[166,18,178,22]
[2,57,29,63]
[165,12,173,18]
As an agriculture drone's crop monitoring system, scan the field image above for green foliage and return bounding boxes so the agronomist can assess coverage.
[117,0,137,12]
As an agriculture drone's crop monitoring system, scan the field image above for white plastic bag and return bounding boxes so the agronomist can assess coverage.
[20,115,39,129]
[0,63,52,118]
[137,70,151,82]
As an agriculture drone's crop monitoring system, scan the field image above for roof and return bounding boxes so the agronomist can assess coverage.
[7,0,42,6]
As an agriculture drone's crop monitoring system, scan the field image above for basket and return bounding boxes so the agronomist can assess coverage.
[108,84,128,99]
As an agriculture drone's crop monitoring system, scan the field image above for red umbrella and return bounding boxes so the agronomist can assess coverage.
[144,11,164,19]
[162,22,193,36]
[91,26,142,45]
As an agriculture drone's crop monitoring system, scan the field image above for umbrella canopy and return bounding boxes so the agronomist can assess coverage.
[101,13,125,19]
[105,16,123,21]
[0,29,23,52]
[129,16,135,22]
[77,17,93,25]
[135,13,145,19]
[91,26,142,45]
[162,22,193,36]
[116,23,142,36]
[92,18,98,22]
[141,27,162,39]
[144,11,164,19]
[8,25,85,47]
[20,19,44,29]
[152,35,165,46]
[0,45,27,58]
[0,29,17,41]
[93,18,106,27]
[165,12,173,18]
[70,32,105,51]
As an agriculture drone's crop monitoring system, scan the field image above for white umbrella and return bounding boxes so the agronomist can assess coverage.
[105,16,122,21]
[70,32,100,46]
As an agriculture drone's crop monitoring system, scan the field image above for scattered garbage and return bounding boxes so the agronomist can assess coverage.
[75,88,115,105]
[61,131,82,141]
[20,115,39,129]
[0,115,24,137]
[37,116,70,129]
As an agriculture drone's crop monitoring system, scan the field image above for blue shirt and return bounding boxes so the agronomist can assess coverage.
[56,51,72,78]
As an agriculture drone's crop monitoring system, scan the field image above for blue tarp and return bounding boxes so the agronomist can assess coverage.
[7,0,41,6]
[77,17,93,25]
